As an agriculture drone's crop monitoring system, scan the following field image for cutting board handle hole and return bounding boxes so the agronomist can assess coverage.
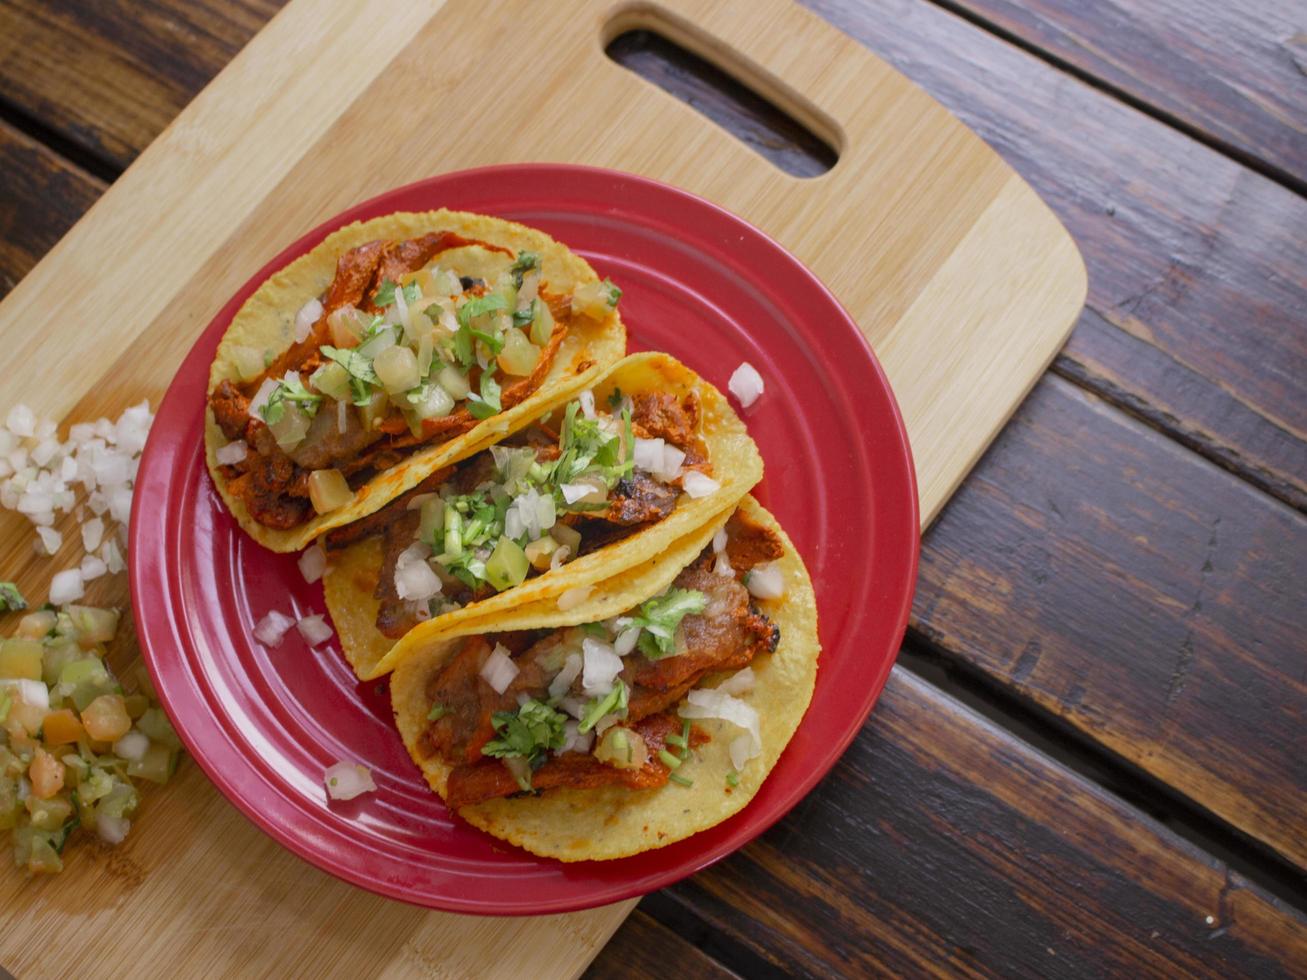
[604,17,839,178]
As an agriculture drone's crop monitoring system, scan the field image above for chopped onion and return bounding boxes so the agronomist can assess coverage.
[297,543,327,584]
[96,812,131,845]
[713,552,734,578]
[0,678,49,710]
[561,477,607,505]
[295,297,323,344]
[679,687,761,767]
[80,555,108,581]
[558,719,594,755]
[113,730,150,762]
[324,761,376,801]
[614,626,641,657]
[558,695,586,720]
[579,390,596,419]
[253,609,296,647]
[549,545,571,571]
[297,614,334,647]
[49,568,84,605]
[746,561,786,600]
[581,637,622,697]
[394,544,441,602]
[35,526,61,555]
[81,517,105,553]
[307,468,352,514]
[6,404,36,438]
[248,377,281,419]
[479,644,518,694]
[713,527,728,554]
[215,440,248,466]
[729,362,765,408]
[556,584,593,611]
[548,652,583,700]
[682,471,720,498]
[633,437,685,482]
[717,667,756,696]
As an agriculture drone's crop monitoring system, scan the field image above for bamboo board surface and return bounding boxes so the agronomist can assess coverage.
[0,0,1084,976]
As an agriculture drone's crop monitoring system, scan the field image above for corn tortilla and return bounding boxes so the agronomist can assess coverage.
[205,209,626,552]
[324,352,764,680]
[390,496,818,861]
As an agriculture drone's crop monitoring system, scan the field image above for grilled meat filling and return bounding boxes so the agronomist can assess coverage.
[419,559,777,806]
[209,231,569,530]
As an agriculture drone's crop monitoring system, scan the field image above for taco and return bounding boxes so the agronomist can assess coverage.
[205,209,626,552]
[390,495,818,861]
[321,352,764,680]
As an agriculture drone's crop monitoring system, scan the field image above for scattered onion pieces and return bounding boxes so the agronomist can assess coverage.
[297,543,328,584]
[728,362,765,408]
[324,762,376,801]
[296,614,333,647]
[253,610,296,647]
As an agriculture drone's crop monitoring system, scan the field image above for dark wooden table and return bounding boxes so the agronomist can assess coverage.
[2,2,1304,975]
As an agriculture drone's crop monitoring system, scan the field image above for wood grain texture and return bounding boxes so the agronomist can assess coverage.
[651,667,1307,978]
[0,0,285,171]
[945,0,1307,191]
[0,0,1084,975]
[583,910,743,980]
[0,120,105,296]
[912,373,1307,870]
[805,0,1307,512]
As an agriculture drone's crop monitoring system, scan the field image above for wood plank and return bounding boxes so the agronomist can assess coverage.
[805,0,1307,511]
[649,667,1307,978]
[0,0,284,171]
[584,910,742,980]
[0,120,104,297]
[913,373,1307,869]
[944,0,1307,191]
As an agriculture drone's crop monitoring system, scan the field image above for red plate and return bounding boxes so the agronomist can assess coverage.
[131,164,918,914]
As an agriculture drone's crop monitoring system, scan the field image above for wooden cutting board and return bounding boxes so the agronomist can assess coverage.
[0,0,1084,975]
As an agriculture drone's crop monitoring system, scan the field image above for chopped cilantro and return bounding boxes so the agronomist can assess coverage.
[457,293,509,329]
[259,376,322,425]
[511,304,535,328]
[581,623,608,639]
[372,278,406,307]
[469,327,505,356]
[601,278,622,307]
[482,698,568,764]
[631,589,707,659]
[467,373,502,420]
[726,770,740,787]
[404,281,421,302]
[0,582,27,613]
[578,680,628,734]
[510,250,540,287]
[607,387,625,410]
[320,346,379,406]
[427,704,447,722]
